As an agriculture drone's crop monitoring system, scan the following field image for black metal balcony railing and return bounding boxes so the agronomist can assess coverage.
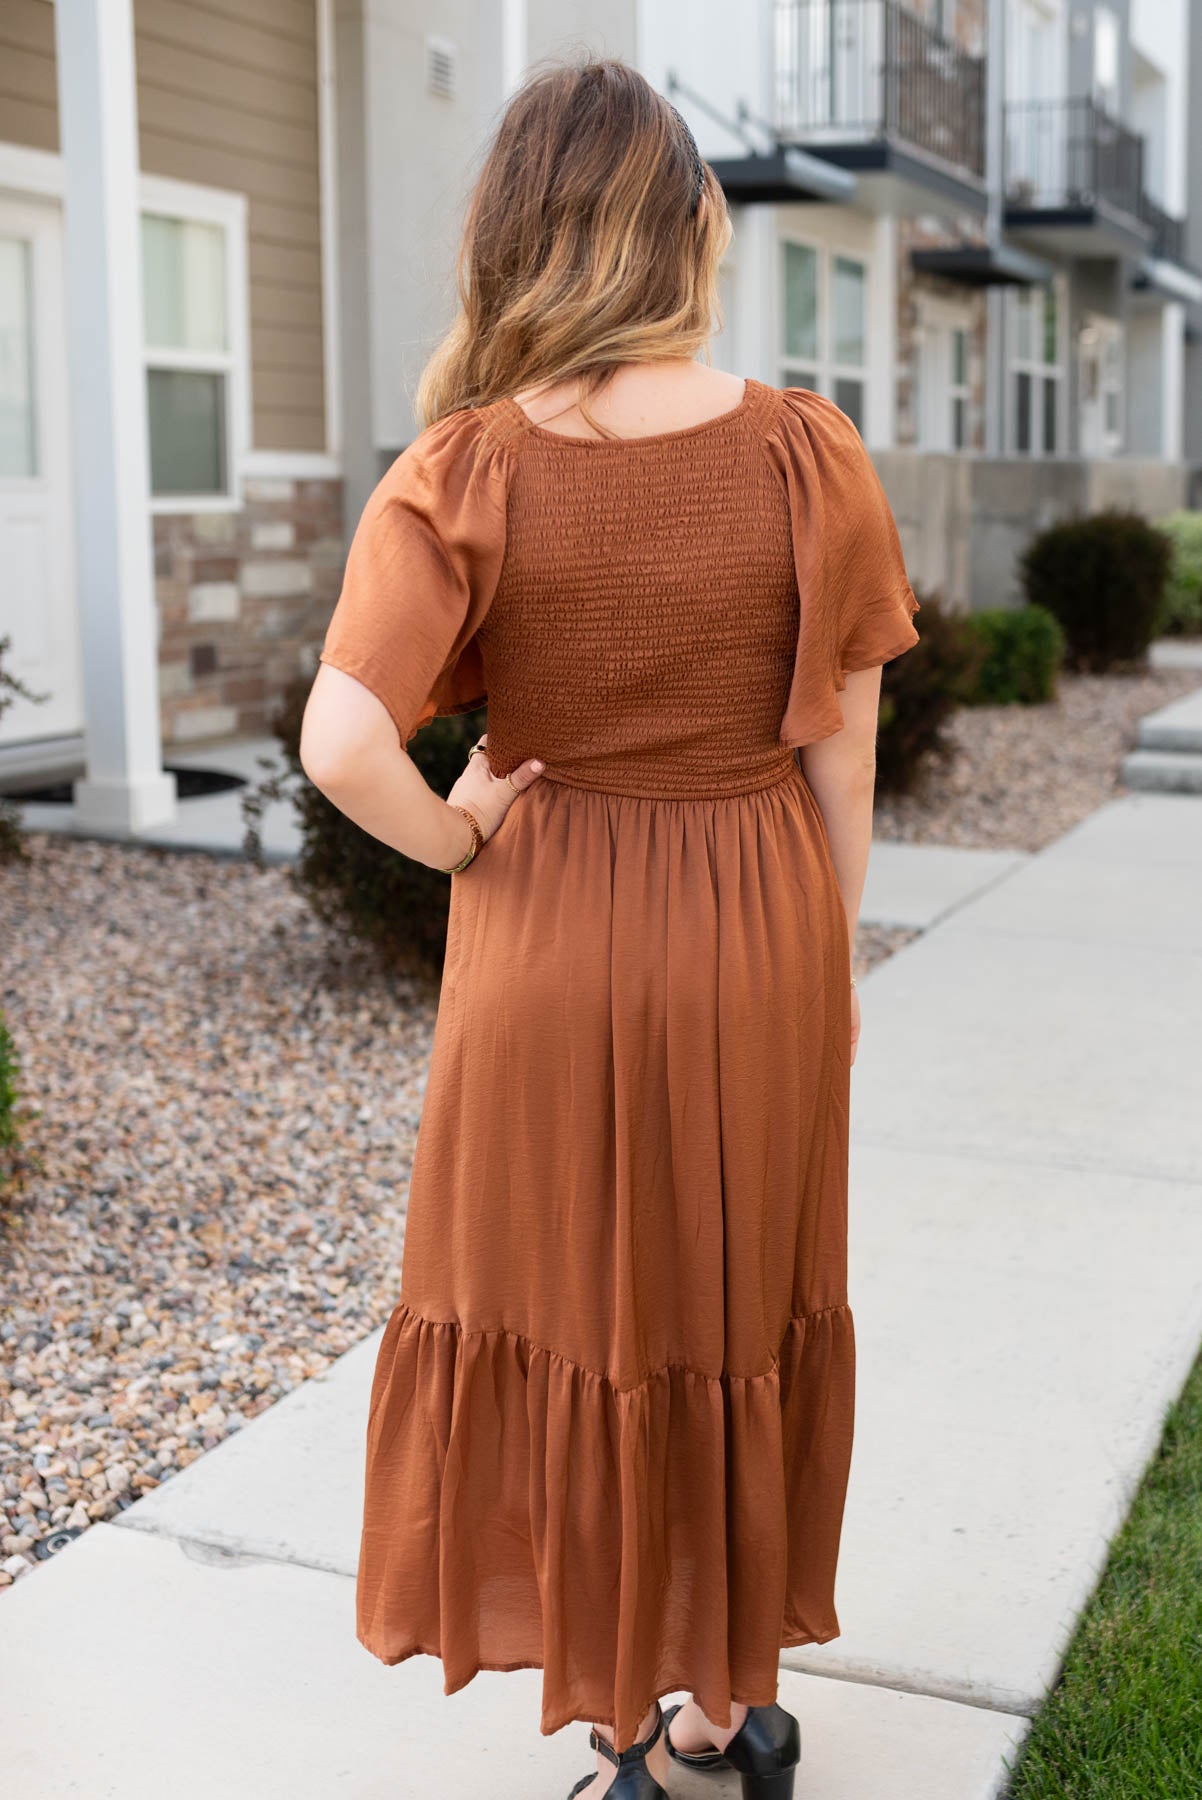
[1137,191,1186,264]
[774,0,986,179]
[1004,97,1144,219]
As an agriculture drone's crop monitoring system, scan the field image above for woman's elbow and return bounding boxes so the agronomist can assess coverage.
[299,702,358,795]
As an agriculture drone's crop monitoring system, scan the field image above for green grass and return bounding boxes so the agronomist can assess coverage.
[1004,1344,1202,1799]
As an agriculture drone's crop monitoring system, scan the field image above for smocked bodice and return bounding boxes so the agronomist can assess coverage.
[318,377,920,802]
[479,388,800,798]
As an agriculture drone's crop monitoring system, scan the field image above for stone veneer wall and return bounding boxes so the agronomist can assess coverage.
[872,450,1191,612]
[153,477,344,746]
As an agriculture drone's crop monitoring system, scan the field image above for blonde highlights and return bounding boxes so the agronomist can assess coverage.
[415,57,733,433]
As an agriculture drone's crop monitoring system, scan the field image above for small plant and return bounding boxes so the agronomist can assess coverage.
[1154,510,1202,638]
[0,635,51,865]
[966,604,1066,706]
[242,675,482,975]
[0,1010,21,1189]
[875,592,985,796]
[1019,509,1172,672]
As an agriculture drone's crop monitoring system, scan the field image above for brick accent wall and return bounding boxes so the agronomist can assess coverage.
[153,479,343,746]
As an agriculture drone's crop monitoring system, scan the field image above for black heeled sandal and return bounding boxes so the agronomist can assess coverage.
[566,1700,669,1799]
[663,1700,801,1800]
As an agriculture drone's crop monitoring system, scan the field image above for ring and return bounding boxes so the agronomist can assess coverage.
[504,772,520,791]
[467,744,488,762]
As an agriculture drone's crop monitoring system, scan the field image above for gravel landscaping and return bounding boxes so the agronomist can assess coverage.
[0,838,436,1586]
[875,665,1200,851]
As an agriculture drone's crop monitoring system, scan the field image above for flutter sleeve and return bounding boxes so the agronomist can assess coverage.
[318,407,512,746]
[762,387,920,750]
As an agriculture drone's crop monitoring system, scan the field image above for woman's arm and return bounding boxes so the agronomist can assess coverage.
[798,664,884,1065]
[299,663,544,868]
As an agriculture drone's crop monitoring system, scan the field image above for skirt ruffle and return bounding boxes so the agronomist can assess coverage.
[356,1296,855,1748]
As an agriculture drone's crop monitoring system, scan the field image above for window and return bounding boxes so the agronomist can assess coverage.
[1008,280,1064,455]
[951,326,969,449]
[139,178,249,510]
[1093,6,1119,111]
[781,241,819,390]
[779,239,868,432]
[0,234,36,478]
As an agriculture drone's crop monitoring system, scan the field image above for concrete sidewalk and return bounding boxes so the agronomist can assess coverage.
[4,792,1202,1799]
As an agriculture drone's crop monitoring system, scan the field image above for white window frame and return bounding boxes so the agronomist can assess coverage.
[140,174,251,516]
[1006,276,1067,456]
[777,234,871,431]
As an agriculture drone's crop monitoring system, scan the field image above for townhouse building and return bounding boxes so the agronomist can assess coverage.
[0,0,1198,826]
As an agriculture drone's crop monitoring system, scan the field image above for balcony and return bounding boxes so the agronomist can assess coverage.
[1004,98,1160,258]
[773,0,987,217]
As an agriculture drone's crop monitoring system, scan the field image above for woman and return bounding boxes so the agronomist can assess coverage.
[301,56,918,1800]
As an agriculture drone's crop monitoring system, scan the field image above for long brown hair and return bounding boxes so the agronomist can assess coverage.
[415,56,732,434]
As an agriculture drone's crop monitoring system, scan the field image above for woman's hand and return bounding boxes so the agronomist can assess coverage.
[447,733,546,844]
[850,983,861,1067]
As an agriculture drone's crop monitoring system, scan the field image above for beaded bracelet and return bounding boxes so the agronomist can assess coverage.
[442,804,484,873]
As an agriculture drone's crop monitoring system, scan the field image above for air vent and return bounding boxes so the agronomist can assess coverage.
[426,35,458,100]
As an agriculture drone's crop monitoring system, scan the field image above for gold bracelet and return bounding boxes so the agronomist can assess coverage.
[442,803,484,873]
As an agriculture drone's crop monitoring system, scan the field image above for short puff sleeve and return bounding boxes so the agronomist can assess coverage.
[763,388,920,750]
[318,407,512,746]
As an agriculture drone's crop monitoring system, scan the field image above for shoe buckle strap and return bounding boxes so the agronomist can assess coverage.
[589,1704,663,1767]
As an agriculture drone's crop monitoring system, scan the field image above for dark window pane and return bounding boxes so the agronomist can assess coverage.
[1042,377,1057,453]
[1015,371,1032,453]
[147,369,226,496]
[1042,284,1058,365]
[833,256,865,366]
[953,395,967,450]
[781,365,819,392]
[833,378,864,432]
[781,243,818,362]
[952,327,968,388]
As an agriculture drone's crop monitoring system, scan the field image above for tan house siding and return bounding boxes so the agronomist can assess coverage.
[0,0,326,453]
[0,1,58,153]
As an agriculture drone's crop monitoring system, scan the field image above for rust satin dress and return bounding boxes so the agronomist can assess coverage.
[318,377,920,1750]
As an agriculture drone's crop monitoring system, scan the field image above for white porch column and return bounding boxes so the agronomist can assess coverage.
[54,0,176,832]
[1160,301,1185,463]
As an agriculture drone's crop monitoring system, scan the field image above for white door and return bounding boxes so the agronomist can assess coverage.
[0,196,81,745]
[1078,313,1124,458]
[918,307,971,452]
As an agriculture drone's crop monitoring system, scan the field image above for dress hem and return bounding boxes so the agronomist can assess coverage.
[355,1632,842,1740]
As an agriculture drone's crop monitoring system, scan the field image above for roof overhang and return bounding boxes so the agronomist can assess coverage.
[1130,254,1202,308]
[785,136,988,222]
[910,241,1054,288]
[709,147,857,206]
[1004,198,1154,260]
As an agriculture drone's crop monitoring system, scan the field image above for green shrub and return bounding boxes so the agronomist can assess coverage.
[966,604,1066,705]
[876,592,985,796]
[242,675,482,976]
[1019,509,1172,672]
[1155,510,1202,637]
